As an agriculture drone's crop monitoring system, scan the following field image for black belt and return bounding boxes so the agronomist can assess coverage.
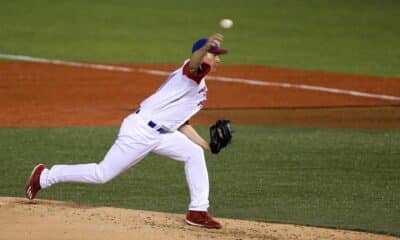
[135,109,167,133]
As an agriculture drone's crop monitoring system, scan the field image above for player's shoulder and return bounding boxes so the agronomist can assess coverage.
[182,61,210,84]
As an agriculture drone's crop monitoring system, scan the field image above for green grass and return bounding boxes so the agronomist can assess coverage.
[1,0,400,77]
[0,126,399,236]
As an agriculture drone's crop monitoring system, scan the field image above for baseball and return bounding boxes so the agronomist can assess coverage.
[219,18,233,29]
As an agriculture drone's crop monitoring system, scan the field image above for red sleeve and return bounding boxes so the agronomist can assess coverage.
[183,61,211,84]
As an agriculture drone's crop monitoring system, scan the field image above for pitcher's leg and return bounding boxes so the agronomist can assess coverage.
[152,131,210,211]
[184,146,210,211]
[40,135,154,189]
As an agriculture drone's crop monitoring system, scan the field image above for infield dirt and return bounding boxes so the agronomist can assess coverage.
[0,62,399,128]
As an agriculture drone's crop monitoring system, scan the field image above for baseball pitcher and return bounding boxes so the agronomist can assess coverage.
[25,33,233,229]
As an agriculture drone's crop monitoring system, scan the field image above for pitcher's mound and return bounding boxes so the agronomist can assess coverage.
[0,197,396,240]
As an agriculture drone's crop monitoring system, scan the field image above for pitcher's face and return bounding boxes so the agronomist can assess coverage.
[203,53,221,72]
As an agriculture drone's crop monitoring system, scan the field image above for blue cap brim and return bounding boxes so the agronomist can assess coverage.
[192,38,228,55]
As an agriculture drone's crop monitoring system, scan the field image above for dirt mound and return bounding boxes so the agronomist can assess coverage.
[0,197,397,240]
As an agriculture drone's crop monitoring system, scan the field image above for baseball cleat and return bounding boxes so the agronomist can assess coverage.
[25,164,46,200]
[185,210,221,229]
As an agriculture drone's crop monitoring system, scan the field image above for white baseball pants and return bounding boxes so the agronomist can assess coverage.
[39,113,210,211]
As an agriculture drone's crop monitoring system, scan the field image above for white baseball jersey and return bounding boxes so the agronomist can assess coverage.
[138,60,210,131]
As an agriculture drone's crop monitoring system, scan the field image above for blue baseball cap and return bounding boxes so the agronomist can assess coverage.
[192,38,227,55]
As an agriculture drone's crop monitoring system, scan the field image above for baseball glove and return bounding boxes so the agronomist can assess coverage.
[209,119,233,154]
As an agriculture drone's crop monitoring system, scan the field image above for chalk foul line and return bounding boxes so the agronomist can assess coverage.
[1,53,399,102]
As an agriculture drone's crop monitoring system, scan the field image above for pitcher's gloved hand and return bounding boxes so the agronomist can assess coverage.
[209,120,233,154]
